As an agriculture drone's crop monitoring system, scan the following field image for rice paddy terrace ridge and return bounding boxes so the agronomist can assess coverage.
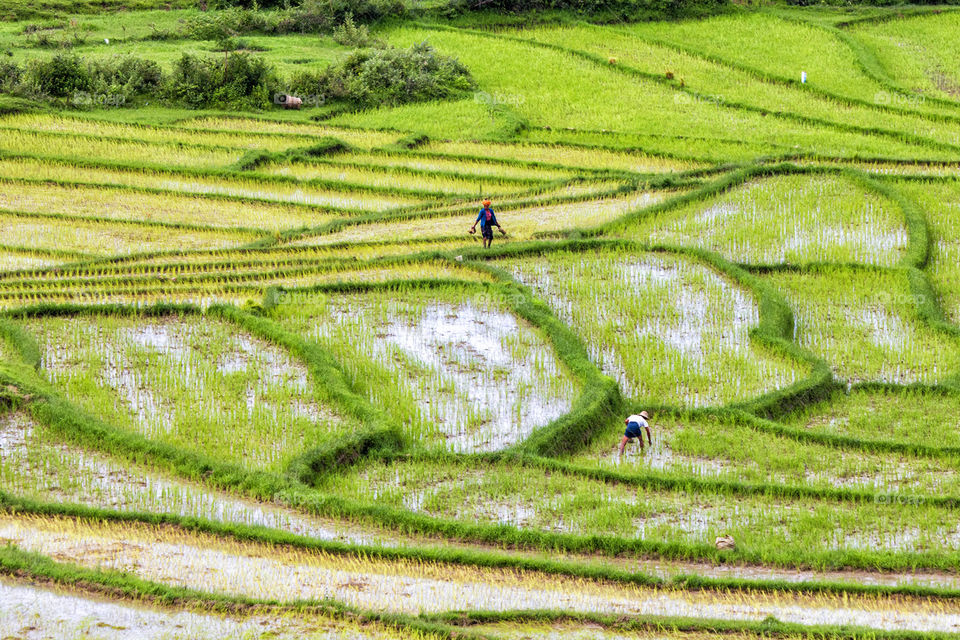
[3,2,960,638]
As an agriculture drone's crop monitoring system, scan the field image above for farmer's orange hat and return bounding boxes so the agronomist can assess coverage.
[482,199,492,206]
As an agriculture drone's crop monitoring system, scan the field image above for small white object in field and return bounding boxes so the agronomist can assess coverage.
[715,535,736,550]
[105,38,109,44]
[455,255,463,262]
[800,71,807,83]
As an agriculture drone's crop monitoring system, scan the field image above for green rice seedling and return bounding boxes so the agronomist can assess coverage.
[408,180,630,219]
[892,178,960,322]
[258,161,536,197]
[0,261,495,310]
[787,388,960,450]
[764,266,960,383]
[0,129,243,170]
[466,623,685,639]
[0,114,313,152]
[328,96,517,141]
[0,158,422,214]
[0,334,11,365]
[270,286,578,452]
[0,411,397,546]
[520,127,783,164]
[624,174,908,266]
[0,250,58,273]
[524,25,960,148]
[851,12,960,101]
[499,250,805,407]
[9,515,960,628]
[0,291,255,311]
[623,12,957,119]
[522,181,632,201]
[0,213,254,256]
[261,261,496,288]
[323,456,960,558]
[382,27,944,160]
[569,412,960,495]
[0,181,351,232]
[26,240,470,276]
[333,151,577,182]
[420,140,700,174]
[293,191,669,246]
[0,577,423,640]
[27,314,358,472]
[180,116,404,149]
[469,622,924,639]
[804,160,960,177]
[396,178,648,220]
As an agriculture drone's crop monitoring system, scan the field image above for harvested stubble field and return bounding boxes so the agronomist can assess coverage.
[3,3,960,639]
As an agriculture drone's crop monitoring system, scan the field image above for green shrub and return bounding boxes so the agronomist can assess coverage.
[326,42,474,107]
[26,53,90,97]
[88,56,163,95]
[166,51,278,109]
[166,54,212,108]
[0,61,23,93]
[286,67,326,102]
[283,42,472,108]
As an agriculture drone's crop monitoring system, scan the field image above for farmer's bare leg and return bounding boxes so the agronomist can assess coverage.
[618,435,630,454]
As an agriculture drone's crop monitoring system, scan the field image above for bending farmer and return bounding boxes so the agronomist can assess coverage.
[619,411,651,454]
[470,199,504,248]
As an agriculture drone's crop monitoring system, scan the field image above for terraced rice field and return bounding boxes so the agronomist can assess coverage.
[501,250,806,406]
[624,173,909,266]
[4,5,960,639]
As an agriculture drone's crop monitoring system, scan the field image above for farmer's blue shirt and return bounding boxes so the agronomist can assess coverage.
[625,417,648,439]
[475,207,498,228]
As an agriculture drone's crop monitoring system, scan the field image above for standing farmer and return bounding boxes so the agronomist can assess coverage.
[619,410,651,454]
[470,199,504,248]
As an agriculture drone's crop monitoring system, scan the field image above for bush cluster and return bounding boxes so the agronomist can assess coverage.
[0,43,473,110]
[288,42,474,108]
[0,54,163,102]
[167,52,276,109]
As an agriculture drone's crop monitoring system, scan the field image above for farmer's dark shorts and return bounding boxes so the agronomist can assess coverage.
[482,226,494,240]
[624,422,644,438]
